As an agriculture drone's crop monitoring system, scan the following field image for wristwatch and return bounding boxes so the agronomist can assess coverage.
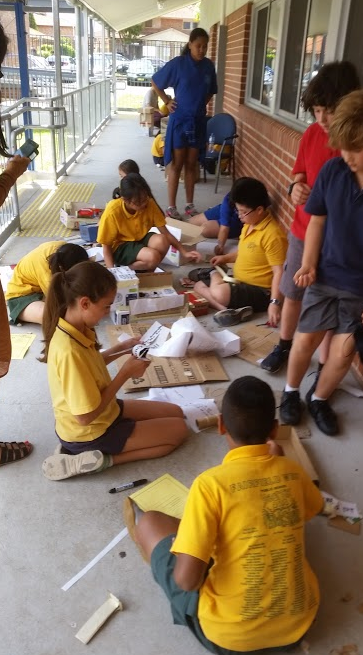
[269,298,281,306]
[287,182,296,196]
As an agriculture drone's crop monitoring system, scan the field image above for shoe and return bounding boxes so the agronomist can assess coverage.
[0,440,32,466]
[261,344,291,373]
[123,496,148,562]
[305,368,321,403]
[279,390,303,425]
[188,266,215,283]
[306,398,338,436]
[42,450,105,481]
[213,306,253,327]
[185,203,199,218]
[165,206,183,221]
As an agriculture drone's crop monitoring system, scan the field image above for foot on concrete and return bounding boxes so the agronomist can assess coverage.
[42,450,105,481]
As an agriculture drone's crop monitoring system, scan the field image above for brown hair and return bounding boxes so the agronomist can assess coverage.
[41,261,116,362]
[301,61,360,116]
[47,243,88,274]
[329,90,363,151]
[0,22,11,157]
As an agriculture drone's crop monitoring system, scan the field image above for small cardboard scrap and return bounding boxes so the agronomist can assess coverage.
[75,592,123,644]
[107,323,229,392]
[236,323,279,365]
[275,425,319,484]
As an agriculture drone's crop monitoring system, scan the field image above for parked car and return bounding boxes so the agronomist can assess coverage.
[46,55,76,72]
[91,53,129,77]
[127,58,154,86]
[141,56,166,73]
[28,55,51,70]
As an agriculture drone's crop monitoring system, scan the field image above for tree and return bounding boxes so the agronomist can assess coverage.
[118,24,143,44]
[28,13,38,30]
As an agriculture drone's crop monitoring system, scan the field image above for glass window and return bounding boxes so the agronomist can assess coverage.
[250,1,280,107]
[343,0,363,86]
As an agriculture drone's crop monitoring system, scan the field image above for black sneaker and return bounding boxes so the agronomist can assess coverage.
[305,368,321,403]
[307,398,338,436]
[261,344,290,373]
[279,390,303,425]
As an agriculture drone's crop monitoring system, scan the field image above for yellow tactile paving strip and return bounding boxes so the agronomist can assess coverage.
[17,182,96,237]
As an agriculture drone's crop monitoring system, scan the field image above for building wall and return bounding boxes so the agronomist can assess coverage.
[204,1,304,232]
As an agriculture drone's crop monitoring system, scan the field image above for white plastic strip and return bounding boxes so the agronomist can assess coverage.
[62,527,128,591]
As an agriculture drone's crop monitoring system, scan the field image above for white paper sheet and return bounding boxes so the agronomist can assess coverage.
[321,491,362,521]
[87,246,104,262]
[182,399,219,432]
[147,385,205,403]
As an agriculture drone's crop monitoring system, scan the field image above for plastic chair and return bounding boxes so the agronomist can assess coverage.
[203,113,238,193]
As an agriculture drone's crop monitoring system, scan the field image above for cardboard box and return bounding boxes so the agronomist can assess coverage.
[110,308,130,325]
[149,220,204,268]
[60,202,103,230]
[128,272,188,322]
[107,322,229,392]
[275,425,319,485]
[236,324,279,365]
[178,291,209,316]
[79,223,99,242]
[109,267,139,306]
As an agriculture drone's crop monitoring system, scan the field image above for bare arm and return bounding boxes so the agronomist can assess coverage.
[75,357,150,426]
[151,81,177,113]
[290,172,311,207]
[173,553,208,592]
[0,155,30,206]
[101,337,141,365]
[294,214,327,287]
[214,225,230,255]
[210,251,237,266]
[102,244,114,268]
[267,264,284,327]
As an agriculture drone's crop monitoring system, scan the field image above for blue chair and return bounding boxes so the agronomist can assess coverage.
[203,113,239,193]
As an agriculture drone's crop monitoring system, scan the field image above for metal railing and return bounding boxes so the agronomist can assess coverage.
[0,78,111,245]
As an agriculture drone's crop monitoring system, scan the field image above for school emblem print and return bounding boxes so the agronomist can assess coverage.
[262,487,301,528]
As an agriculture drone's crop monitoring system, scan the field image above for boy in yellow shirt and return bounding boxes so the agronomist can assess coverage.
[151,131,164,169]
[124,376,323,654]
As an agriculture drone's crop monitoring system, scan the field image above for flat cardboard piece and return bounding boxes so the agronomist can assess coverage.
[328,515,361,536]
[275,424,319,485]
[129,272,188,321]
[107,323,229,392]
[165,216,204,246]
[236,324,280,365]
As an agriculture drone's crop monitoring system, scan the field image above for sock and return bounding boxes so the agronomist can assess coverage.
[285,384,299,393]
[95,453,113,473]
[279,338,292,350]
[311,393,327,402]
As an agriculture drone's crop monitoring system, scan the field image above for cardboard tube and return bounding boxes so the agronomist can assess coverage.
[196,415,219,430]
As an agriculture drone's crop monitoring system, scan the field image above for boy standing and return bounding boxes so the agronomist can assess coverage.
[280,90,363,436]
[124,376,323,653]
[261,62,360,376]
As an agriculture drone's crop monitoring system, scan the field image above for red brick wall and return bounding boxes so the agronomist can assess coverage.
[207,22,218,115]
[214,3,304,231]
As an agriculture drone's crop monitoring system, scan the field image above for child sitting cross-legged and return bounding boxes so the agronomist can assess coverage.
[124,375,323,654]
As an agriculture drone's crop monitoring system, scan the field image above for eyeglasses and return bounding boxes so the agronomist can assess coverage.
[239,208,255,220]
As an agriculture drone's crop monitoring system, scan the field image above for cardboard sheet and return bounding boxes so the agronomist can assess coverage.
[236,323,280,365]
[107,323,229,392]
[275,425,319,484]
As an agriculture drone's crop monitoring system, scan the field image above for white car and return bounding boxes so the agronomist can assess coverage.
[46,55,76,72]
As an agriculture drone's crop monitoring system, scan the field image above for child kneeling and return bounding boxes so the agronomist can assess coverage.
[125,376,323,653]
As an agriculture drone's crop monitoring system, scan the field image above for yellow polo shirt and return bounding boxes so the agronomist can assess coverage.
[47,318,120,442]
[5,241,65,300]
[233,212,287,288]
[151,133,165,158]
[172,444,323,652]
[97,197,166,252]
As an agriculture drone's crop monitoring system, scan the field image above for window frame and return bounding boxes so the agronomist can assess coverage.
[245,0,352,132]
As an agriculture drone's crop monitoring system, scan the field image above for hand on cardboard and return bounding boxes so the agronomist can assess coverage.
[291,182,311,207]
[293,265,316,287]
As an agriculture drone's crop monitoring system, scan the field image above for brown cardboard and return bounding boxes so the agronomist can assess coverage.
[328,516,361,536]
[107,323,229,392]
[60,202,103,230]
[275,425,319,485]
[165,217,205,246]
[236,324,280,365]
[129,272,188,322]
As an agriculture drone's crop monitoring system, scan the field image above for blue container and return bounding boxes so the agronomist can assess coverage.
[79,223,99,242]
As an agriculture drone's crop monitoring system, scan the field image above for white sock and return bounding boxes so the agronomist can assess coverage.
[311,393,327,402]
[285,384,299,393]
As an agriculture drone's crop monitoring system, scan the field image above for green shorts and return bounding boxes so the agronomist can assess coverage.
[7,292,44,323]
[151,536,303,655]
[113,233,154,266]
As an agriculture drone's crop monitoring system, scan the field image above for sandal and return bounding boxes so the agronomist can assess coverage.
[0,441,33,466]
[213,306,254,327]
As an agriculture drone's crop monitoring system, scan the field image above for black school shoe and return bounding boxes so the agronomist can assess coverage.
[279,390,303,425]
[260,344,290,373]
[306,397,338,436]
[188,267,215,284]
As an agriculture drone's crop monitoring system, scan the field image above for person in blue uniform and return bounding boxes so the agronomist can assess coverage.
[152,28,217,221]
[188,187,243,255]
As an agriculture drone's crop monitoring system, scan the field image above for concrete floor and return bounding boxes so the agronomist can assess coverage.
[0,114,362,655]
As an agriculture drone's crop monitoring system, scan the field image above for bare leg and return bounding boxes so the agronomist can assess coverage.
[279,298,302,340]
[188,212,208,227]
[194,274,231,311]
[18,300,45,325]
[315,333,355,398]
[135,511,180,563]
[184,147,199,205]
[168,148,186,207]
[318,330,333,365]
[286,330,326,388]
[128,235,169,271]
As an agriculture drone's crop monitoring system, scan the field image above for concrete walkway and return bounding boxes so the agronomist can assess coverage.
[0,114,362,655]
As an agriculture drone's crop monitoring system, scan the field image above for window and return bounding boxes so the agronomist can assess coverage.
[248,0,333,124]
[145,20,153,28]
[183,21,191,30]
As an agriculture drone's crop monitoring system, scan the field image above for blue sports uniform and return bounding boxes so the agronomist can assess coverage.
[204,192,241,239]
[152,53,217,166]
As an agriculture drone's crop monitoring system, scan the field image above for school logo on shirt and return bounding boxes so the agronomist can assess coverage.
[262,487,301,528]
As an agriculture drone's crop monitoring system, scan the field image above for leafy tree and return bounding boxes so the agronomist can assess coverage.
[60,37,75,57]
[40,44,54,59]
[28,13,38,30]
[118,24,142,44]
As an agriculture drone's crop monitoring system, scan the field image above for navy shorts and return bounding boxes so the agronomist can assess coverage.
[279,233,305,302]
[58,400,135,455]
[151,536,304,654]
[298,283,363,335]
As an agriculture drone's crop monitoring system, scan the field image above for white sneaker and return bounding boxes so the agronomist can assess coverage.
[42,450,104,481]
